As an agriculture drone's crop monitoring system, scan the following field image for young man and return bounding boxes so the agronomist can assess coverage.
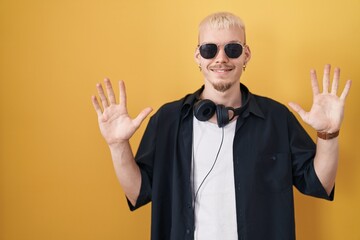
[92,12,351,240]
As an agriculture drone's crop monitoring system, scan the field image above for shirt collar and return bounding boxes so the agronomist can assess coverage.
[181,83,265,120]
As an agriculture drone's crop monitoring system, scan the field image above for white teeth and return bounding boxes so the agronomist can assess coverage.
[213,69,230,72]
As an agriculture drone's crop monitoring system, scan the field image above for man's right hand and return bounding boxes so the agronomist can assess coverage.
[91,79,153,146]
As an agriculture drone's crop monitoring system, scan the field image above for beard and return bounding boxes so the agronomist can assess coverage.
[211,82,233,92]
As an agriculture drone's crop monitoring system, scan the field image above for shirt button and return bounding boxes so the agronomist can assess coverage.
[186,229,190,234]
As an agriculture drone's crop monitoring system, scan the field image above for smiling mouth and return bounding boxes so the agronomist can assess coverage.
[211,68,233,73]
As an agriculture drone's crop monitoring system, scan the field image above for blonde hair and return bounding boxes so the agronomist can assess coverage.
[198,12,246,43]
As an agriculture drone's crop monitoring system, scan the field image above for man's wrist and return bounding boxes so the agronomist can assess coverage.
[108,140,130,150]
[317,130,340,140]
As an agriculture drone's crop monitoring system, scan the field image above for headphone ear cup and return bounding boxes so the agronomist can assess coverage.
[194,100,216,122]
[216,105,229,128]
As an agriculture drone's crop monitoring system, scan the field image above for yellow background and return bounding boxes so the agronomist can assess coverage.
[0,0,359,239]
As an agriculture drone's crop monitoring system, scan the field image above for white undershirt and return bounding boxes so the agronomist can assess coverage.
[192,117,238,240]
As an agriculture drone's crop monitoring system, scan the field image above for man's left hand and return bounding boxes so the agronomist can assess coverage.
[289,64,352,133]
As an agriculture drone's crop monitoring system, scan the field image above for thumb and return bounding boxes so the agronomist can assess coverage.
[133,107,153,128]
[288,102,307,120]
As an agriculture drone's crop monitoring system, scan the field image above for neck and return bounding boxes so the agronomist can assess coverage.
[201,81,242,108]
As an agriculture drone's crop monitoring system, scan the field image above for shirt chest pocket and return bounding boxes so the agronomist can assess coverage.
[255,153,292,193]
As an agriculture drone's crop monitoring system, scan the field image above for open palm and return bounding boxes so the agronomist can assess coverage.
[91,79,152,146]
[289,65,351,133]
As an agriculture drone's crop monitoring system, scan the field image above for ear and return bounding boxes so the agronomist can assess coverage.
[194,47,201,65]
[243,45,251,64]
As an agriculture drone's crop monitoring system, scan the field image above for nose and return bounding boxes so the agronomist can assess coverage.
[215,47,229,63]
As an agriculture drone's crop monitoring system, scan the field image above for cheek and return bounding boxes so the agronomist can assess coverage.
[200,59,214,68]
[230,59,244,69]
[235,55,246,64]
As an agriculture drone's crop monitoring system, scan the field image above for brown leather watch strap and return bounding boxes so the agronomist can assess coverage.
[317,130,340,140]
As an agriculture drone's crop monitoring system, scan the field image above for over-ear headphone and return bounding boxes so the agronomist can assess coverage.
[193,99,241,128]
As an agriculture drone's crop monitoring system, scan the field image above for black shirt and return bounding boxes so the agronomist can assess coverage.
[129,84,334,240]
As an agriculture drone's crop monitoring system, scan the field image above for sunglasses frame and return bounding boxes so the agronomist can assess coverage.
[198,42,246,59]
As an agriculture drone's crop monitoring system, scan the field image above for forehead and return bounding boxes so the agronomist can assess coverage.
[199,25,245,44]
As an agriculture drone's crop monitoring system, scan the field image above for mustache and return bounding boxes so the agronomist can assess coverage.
[210,64,234,69]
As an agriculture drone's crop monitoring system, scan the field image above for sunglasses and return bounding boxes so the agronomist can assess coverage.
[198,42,244,59]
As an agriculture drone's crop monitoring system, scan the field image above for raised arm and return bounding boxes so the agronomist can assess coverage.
[91,79,152,205]
[288,64,352,195]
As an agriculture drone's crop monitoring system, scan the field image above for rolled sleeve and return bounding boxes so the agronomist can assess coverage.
[128,168,153,210]
[303,160,334,200]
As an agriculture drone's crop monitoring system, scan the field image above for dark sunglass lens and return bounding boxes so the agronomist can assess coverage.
[199,44,218,59]
[224,43,243,58]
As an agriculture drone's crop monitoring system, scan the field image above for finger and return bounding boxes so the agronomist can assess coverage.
[322,64,331,93]
[310,69,320,95]
[91,96,103,117]
[340,79,352,100]
[331,67,340,95]
[104,78,117,105]
[288,102,307,121]
[96,83,109,108]
[119,80,127,108]
[133,107,153,128]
